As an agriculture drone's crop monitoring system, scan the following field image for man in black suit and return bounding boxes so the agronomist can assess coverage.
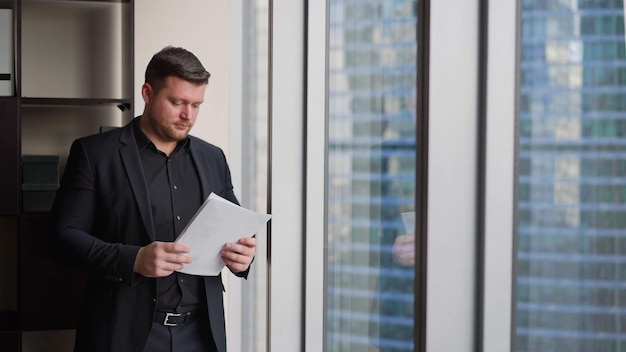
[48,46,256,352]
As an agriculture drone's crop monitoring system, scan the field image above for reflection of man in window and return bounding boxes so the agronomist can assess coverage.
[369,96,416,351]
[392,212,415,267]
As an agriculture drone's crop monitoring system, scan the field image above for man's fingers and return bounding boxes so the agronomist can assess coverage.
[227,242,255,256]
[151,242,191,264]
[238,237,257,248]
[156,241,190,254]
[134,242,192,278]
[221,249,247,264]
[221,252,249,273]
[163,252,192,264]
[158,261,185,272]
[218,238,257,274]
[395,234,414,245]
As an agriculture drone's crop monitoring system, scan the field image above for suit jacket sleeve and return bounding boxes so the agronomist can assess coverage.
[48,138,140,286]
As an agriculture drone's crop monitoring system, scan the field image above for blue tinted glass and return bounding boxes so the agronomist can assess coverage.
[326,0,418,351]
[515,2,626,351]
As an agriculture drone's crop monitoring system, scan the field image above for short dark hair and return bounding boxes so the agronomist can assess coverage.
[145,46,211,91]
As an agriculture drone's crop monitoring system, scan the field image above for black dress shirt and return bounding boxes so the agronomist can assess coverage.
[134,120,205,313]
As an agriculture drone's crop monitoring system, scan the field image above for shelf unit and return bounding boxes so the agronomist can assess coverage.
[0,0,134,350]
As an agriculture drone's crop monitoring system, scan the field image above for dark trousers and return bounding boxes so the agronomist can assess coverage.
[143,310,218,352]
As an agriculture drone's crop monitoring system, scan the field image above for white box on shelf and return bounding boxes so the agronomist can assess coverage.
[0,9,14,96]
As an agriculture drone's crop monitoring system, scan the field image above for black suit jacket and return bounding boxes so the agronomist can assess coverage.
[48,119,244,352]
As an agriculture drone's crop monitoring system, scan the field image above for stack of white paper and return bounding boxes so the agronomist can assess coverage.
[175,192,271,276]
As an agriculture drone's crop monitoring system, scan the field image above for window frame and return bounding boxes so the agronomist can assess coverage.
[304,0,327,350]
[480,0,518,351]
[230,0,521,350]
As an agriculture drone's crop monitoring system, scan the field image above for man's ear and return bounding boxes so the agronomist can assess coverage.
[141,83,153,104]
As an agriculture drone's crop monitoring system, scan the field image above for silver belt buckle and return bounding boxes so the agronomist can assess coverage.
[163,312,182,326]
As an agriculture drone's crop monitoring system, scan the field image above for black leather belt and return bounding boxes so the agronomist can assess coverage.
[154,310,198,327]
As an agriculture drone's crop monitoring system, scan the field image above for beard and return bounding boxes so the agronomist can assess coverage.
[153,120,193,142]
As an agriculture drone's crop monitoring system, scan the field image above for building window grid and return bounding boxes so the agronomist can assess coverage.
[515,1,626,350]
[326,0,417,351]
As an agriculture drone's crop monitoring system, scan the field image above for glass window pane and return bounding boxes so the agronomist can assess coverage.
[515,2,626,351]
[241,1,269,351]
[326,1,418,351]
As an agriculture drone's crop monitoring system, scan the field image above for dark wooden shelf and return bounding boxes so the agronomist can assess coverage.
[21,97,131,111]
[0,331,19,352]
[22,0,129,3]
[0,98,19,216]
[3,1,134,348]
[0,311,17,331]
[20,214,87,331]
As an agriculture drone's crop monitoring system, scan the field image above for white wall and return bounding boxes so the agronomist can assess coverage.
[134,0,231,154]
[133,1,240,348]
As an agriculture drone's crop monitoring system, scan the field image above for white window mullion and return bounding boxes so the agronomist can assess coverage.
[268,0,305,351]
[427,0,479,351]
[304,0,327,351]
[482,0,517,351]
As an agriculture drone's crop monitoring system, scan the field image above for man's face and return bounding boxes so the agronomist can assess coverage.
[142,75,206,144]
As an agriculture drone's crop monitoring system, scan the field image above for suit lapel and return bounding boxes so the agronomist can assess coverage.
[190,139,212,201]
[119,121,156,241]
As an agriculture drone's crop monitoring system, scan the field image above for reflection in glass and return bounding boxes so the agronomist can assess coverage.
[326,1,417,351]
[515,1,626,351]
[241,1,269,351]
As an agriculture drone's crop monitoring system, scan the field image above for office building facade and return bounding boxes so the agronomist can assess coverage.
[516,1,626,350]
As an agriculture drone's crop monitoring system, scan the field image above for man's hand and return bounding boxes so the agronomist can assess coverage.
[134,241,192,277]
[221,237,256,273]
[392,234,415,267]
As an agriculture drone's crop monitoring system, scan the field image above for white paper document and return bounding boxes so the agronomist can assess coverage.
[401,211,415,234]
[175,192,271,276]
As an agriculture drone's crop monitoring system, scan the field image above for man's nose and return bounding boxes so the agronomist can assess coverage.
[181,105,192,119]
